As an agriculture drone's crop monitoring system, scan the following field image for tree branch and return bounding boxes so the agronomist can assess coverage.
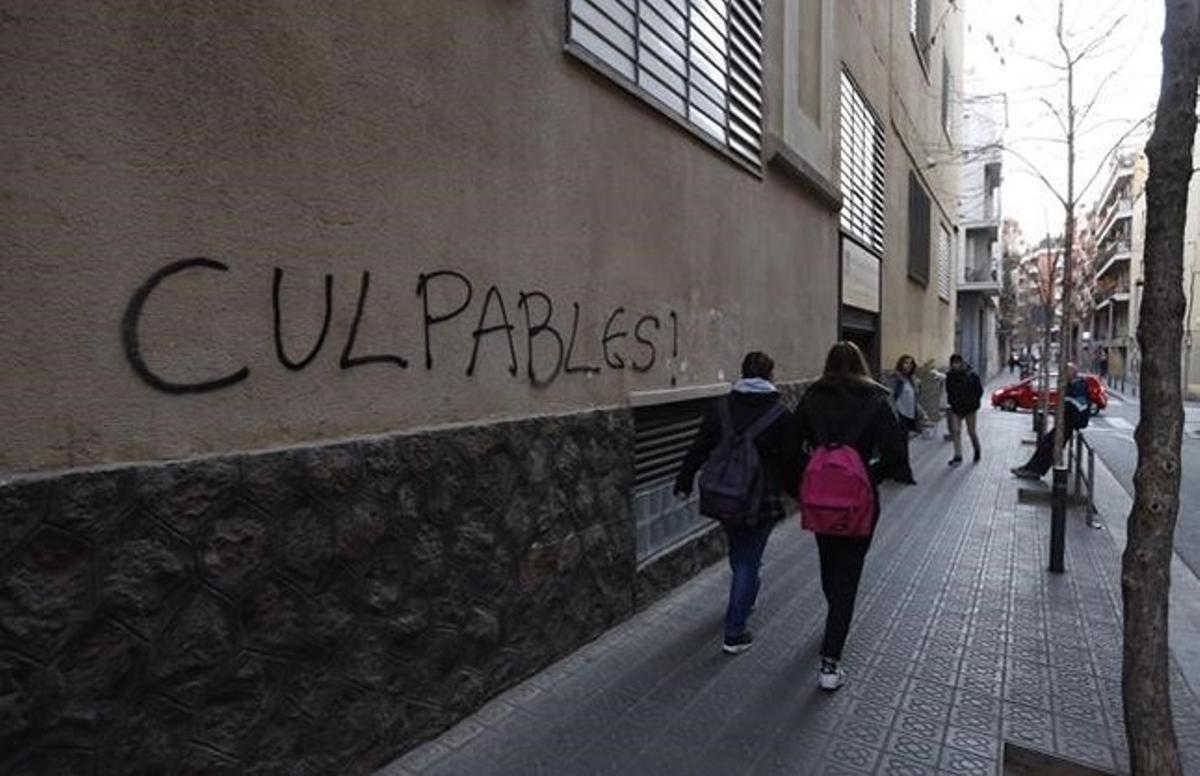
[1000,144,1069,206]
[1076,110,1158,200]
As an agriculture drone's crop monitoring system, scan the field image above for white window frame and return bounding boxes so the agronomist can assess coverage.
[566,0,765,172]
[838,70,886,255]
[938,223,953,301]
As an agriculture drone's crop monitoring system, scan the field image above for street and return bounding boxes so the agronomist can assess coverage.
[1068,391,1200,575]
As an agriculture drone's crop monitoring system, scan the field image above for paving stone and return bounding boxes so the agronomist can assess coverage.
[377,408,1200,776]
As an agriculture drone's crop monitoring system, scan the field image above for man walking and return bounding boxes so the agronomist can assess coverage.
[945,354,983,466]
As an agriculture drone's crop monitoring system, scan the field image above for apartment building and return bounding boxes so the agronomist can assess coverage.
[1091,151,1141,381]
[956,89,1006,377]
[0,2,961,772]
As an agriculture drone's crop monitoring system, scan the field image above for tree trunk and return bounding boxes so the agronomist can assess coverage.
[1052,0,1075,467]
[1122,1,1200,772]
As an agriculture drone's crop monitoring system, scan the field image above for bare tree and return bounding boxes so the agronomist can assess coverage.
[1121,0,1200,771]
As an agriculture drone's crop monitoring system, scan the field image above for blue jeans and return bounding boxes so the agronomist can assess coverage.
[723,521,774,639]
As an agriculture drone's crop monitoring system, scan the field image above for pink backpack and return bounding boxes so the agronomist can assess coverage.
[799,411,876,537]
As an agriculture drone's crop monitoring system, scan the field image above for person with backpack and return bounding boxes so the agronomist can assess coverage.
[794,341,909,691]
[674,352,795,655]
[1011,363,1091,479]
[945,354,984,466]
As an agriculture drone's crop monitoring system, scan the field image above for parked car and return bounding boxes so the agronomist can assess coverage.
[991,372,1108,414]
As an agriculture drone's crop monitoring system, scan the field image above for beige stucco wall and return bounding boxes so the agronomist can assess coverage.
[836,0,962,367]
[0,1,839,474]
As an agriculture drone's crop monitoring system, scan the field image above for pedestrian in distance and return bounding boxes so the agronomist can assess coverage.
[887,355,921,484]
[945,354,984,466]
[890,354,922,438]
[675,352,795,655]
[1012,363,1091,479]
[794,341,911,691]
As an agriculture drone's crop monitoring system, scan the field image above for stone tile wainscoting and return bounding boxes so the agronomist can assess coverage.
[0,409,649,774]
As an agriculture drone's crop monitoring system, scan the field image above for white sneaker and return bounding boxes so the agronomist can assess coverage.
[818,665,846,692]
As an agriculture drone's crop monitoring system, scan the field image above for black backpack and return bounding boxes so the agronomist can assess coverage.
[698,397,786,524]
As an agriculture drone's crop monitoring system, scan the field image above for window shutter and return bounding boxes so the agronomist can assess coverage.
[839,70,886,255]
[568,0,764,170]
[938,224,952,300]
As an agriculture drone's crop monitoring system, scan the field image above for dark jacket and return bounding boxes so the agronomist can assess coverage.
[945,369,983,415]
[675,390,796,524]
[792,377,908,523]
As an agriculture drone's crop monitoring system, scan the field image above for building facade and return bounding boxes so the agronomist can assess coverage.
[836,0,963,374]
[1091,151,1140,382]
[956,88,1005,378]
[0,2,960,773]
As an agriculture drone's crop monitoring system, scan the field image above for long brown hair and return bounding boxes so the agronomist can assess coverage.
[894,354,917,377]
[823,341,874,383]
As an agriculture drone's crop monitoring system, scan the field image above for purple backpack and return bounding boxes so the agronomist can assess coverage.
[698,397,786,524]
[799,410,876,537]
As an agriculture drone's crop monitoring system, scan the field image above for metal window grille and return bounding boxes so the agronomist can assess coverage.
[938,224,952,300]
[632,397,713,562]
[908,170,932,284]
[839,70,886,255]
[567,0,764,171]
[941,52,951,134]
[909,0,930,56]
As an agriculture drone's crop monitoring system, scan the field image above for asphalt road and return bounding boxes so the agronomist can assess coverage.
[1071,390,1200,578]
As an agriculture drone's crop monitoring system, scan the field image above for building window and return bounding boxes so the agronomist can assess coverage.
[941,53,951,135]
[567,0,765,171]
[633,397,712,562]
[839,70,886,254]
[909,0,931,63]
[938,224,952,300]
[908,171,932,285]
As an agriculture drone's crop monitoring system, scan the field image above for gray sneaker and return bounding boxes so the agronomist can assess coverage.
[818,665,846,692]
[722,631,754,655]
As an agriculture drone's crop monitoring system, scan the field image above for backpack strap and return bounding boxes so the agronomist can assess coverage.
[743,401,787,441]
[718,395,785,441]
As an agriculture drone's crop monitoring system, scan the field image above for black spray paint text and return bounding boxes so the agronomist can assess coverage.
[122,258,680,394]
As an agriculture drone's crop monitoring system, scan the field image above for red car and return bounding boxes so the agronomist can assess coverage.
[991,373,1108,414]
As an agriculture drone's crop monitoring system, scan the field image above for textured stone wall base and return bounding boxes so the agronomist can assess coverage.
[0,409,635,775]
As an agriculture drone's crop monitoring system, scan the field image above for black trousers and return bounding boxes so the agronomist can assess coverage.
[1025,406,1087,475]
[816,534,872,661]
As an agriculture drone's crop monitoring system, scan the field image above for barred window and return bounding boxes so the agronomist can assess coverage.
[839,71,886,254]
[567,0,765,170]
[938,224,952,300]
[941,53,951,135]
[909,0,931,60]
[908,170,932,285]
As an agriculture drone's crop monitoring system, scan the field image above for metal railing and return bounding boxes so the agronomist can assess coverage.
[1067,431,1100,528]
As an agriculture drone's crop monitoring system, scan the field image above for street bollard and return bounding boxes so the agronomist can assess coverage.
[1086,447,1098,530]
[1073,434,1083,499]
[1050,465,1068,573]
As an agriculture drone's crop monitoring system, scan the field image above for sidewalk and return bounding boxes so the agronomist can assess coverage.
[380,408,1200,775]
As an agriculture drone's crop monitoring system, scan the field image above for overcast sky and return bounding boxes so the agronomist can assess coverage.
[961,0,1163,241]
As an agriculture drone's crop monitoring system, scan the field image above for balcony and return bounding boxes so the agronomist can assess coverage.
[959,264,999,293]
[1094,278,1131,310]
[1095,196,1133,247]
[1094,239,1132,281]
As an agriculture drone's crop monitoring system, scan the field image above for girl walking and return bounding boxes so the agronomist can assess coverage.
[795,342,910,690]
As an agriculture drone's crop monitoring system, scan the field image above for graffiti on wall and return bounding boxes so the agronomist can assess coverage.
[121,258,681,394]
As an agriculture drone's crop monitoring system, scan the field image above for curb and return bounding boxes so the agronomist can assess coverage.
[1085,446,1200,706]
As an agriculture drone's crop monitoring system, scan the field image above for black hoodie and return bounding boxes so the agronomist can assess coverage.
[792,377,908,522]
